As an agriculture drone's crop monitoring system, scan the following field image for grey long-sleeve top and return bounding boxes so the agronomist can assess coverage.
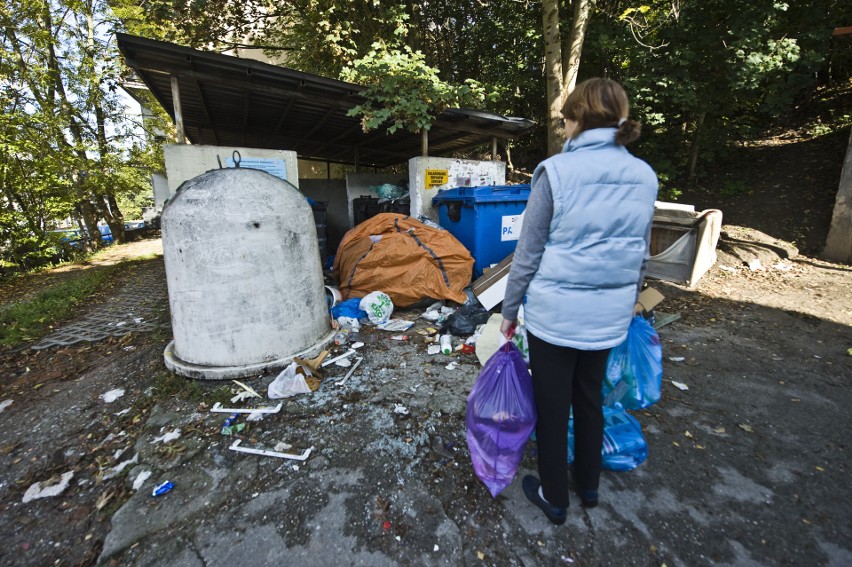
[500,171,652,321]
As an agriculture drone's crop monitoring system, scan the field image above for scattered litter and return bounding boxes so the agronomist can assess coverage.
[153,429,181,444]
[0,399,12,413]
[113,408,130,416]
[445,361,459,370]
[561,555,575,564]
[351,342,365,349]
[123,346,136,352]
[335,358,353,367]
[684,431,694,439]
[336,316,362,332]
[738,424,754,433]
[233,380,261,399]
[246,411,266,422]
[230,391,255,403]
[718,265,738,273]
[270,361,313,398]
[321,349,356,368]
[713,426,726,434]
[389,335,409,341]
[133,317,144,324]
[440,335,453,355]
[103,454,139,480]
[773,262,793,271]
[22,471,75,503]
[229,439,313,461]
[434,544,440,552]
[377,319,415,332]
[427,344,441,355]
[671,380,689,391]
[101,389,125,403]
[132,470,151,491]
[360,291,394,324]
[292,465,300,471]
[394,404,410,415]
[668,356,685,362]
[653,312,681,329]
[210,402,283,414]
[747,258,764,271]
[335,357,363,387]
[113,448,126,460]
[114,321,126,327]
[151,480,174,497]
[220,413,242,436]
[461,343,476,354]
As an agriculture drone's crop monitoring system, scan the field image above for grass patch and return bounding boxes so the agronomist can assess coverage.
[150,371,233,405]
[0,254,159,348]
[0,265,123,347]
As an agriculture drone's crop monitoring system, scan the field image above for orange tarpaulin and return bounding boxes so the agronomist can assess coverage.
[334,214,474,307]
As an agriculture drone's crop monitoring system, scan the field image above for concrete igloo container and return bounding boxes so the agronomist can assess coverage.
[161,167,333,379]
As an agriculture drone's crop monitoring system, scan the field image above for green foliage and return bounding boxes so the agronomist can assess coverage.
[341,43,494,134]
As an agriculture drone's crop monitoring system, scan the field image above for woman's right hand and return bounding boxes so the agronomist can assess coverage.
[500,318,518,340]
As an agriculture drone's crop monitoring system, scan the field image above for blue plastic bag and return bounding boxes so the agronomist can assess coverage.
[331,298,367,320]
[466,342,537,497]
[603,315,663,410]
[567,406,648,471]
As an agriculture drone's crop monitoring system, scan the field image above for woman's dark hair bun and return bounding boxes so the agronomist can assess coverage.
[615,119,641,146]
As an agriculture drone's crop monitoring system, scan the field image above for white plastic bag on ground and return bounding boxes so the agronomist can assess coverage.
[268,362,311,399]
[359,291,394,325]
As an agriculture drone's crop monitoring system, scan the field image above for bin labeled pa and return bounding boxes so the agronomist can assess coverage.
[432,185,531,277]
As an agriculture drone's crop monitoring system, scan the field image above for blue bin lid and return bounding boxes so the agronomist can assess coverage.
[432,184,531,204]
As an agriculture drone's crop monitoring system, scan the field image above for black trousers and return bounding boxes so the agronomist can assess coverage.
[527,332,610,507]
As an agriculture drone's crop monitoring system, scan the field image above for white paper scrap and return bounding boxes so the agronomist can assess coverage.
[671,380,689,391]
[152,429,181,444]
[22,471,75,503]
[668,356,685,362]
[394,404,410,415]
[427,344,441,355]
[0,399,12,413]
[101,389,125,403]
[132,470,152,491]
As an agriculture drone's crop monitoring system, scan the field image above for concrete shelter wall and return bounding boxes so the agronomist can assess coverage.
[300,178,349,254]
[345,173,407,227]
[163,144,299,196]
[408,157,505,221]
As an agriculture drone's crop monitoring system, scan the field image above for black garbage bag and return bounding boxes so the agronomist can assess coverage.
[441,303,491,336]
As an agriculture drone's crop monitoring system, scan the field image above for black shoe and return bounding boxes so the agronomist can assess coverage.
[522,475,567,525]
[570,468,599,508]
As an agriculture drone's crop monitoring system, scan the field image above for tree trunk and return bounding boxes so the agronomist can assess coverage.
[823,127,852,264]
[688,112,706,182]
[542,0,565,157]
[563,0,591,96]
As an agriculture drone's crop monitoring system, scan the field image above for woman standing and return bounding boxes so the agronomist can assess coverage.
[500,78,658,525]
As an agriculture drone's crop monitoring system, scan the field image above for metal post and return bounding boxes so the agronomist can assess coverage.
[170,76,186,144]
[492,137,498,160]
[421,129,428,157]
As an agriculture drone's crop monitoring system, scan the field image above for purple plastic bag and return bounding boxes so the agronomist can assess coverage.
[466,342,537,498]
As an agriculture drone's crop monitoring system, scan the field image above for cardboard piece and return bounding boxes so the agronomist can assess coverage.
[473,252,665,317]
[471,253,513,310]
[636,287,664,314]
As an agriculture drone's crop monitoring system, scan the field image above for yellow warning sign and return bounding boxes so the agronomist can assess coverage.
[425,169,448,189]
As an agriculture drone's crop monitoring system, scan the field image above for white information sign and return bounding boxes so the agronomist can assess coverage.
[501,212,524,241]
[226,157,288,181]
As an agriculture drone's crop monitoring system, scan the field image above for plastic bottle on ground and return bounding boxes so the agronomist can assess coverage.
[334,328,351,346]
